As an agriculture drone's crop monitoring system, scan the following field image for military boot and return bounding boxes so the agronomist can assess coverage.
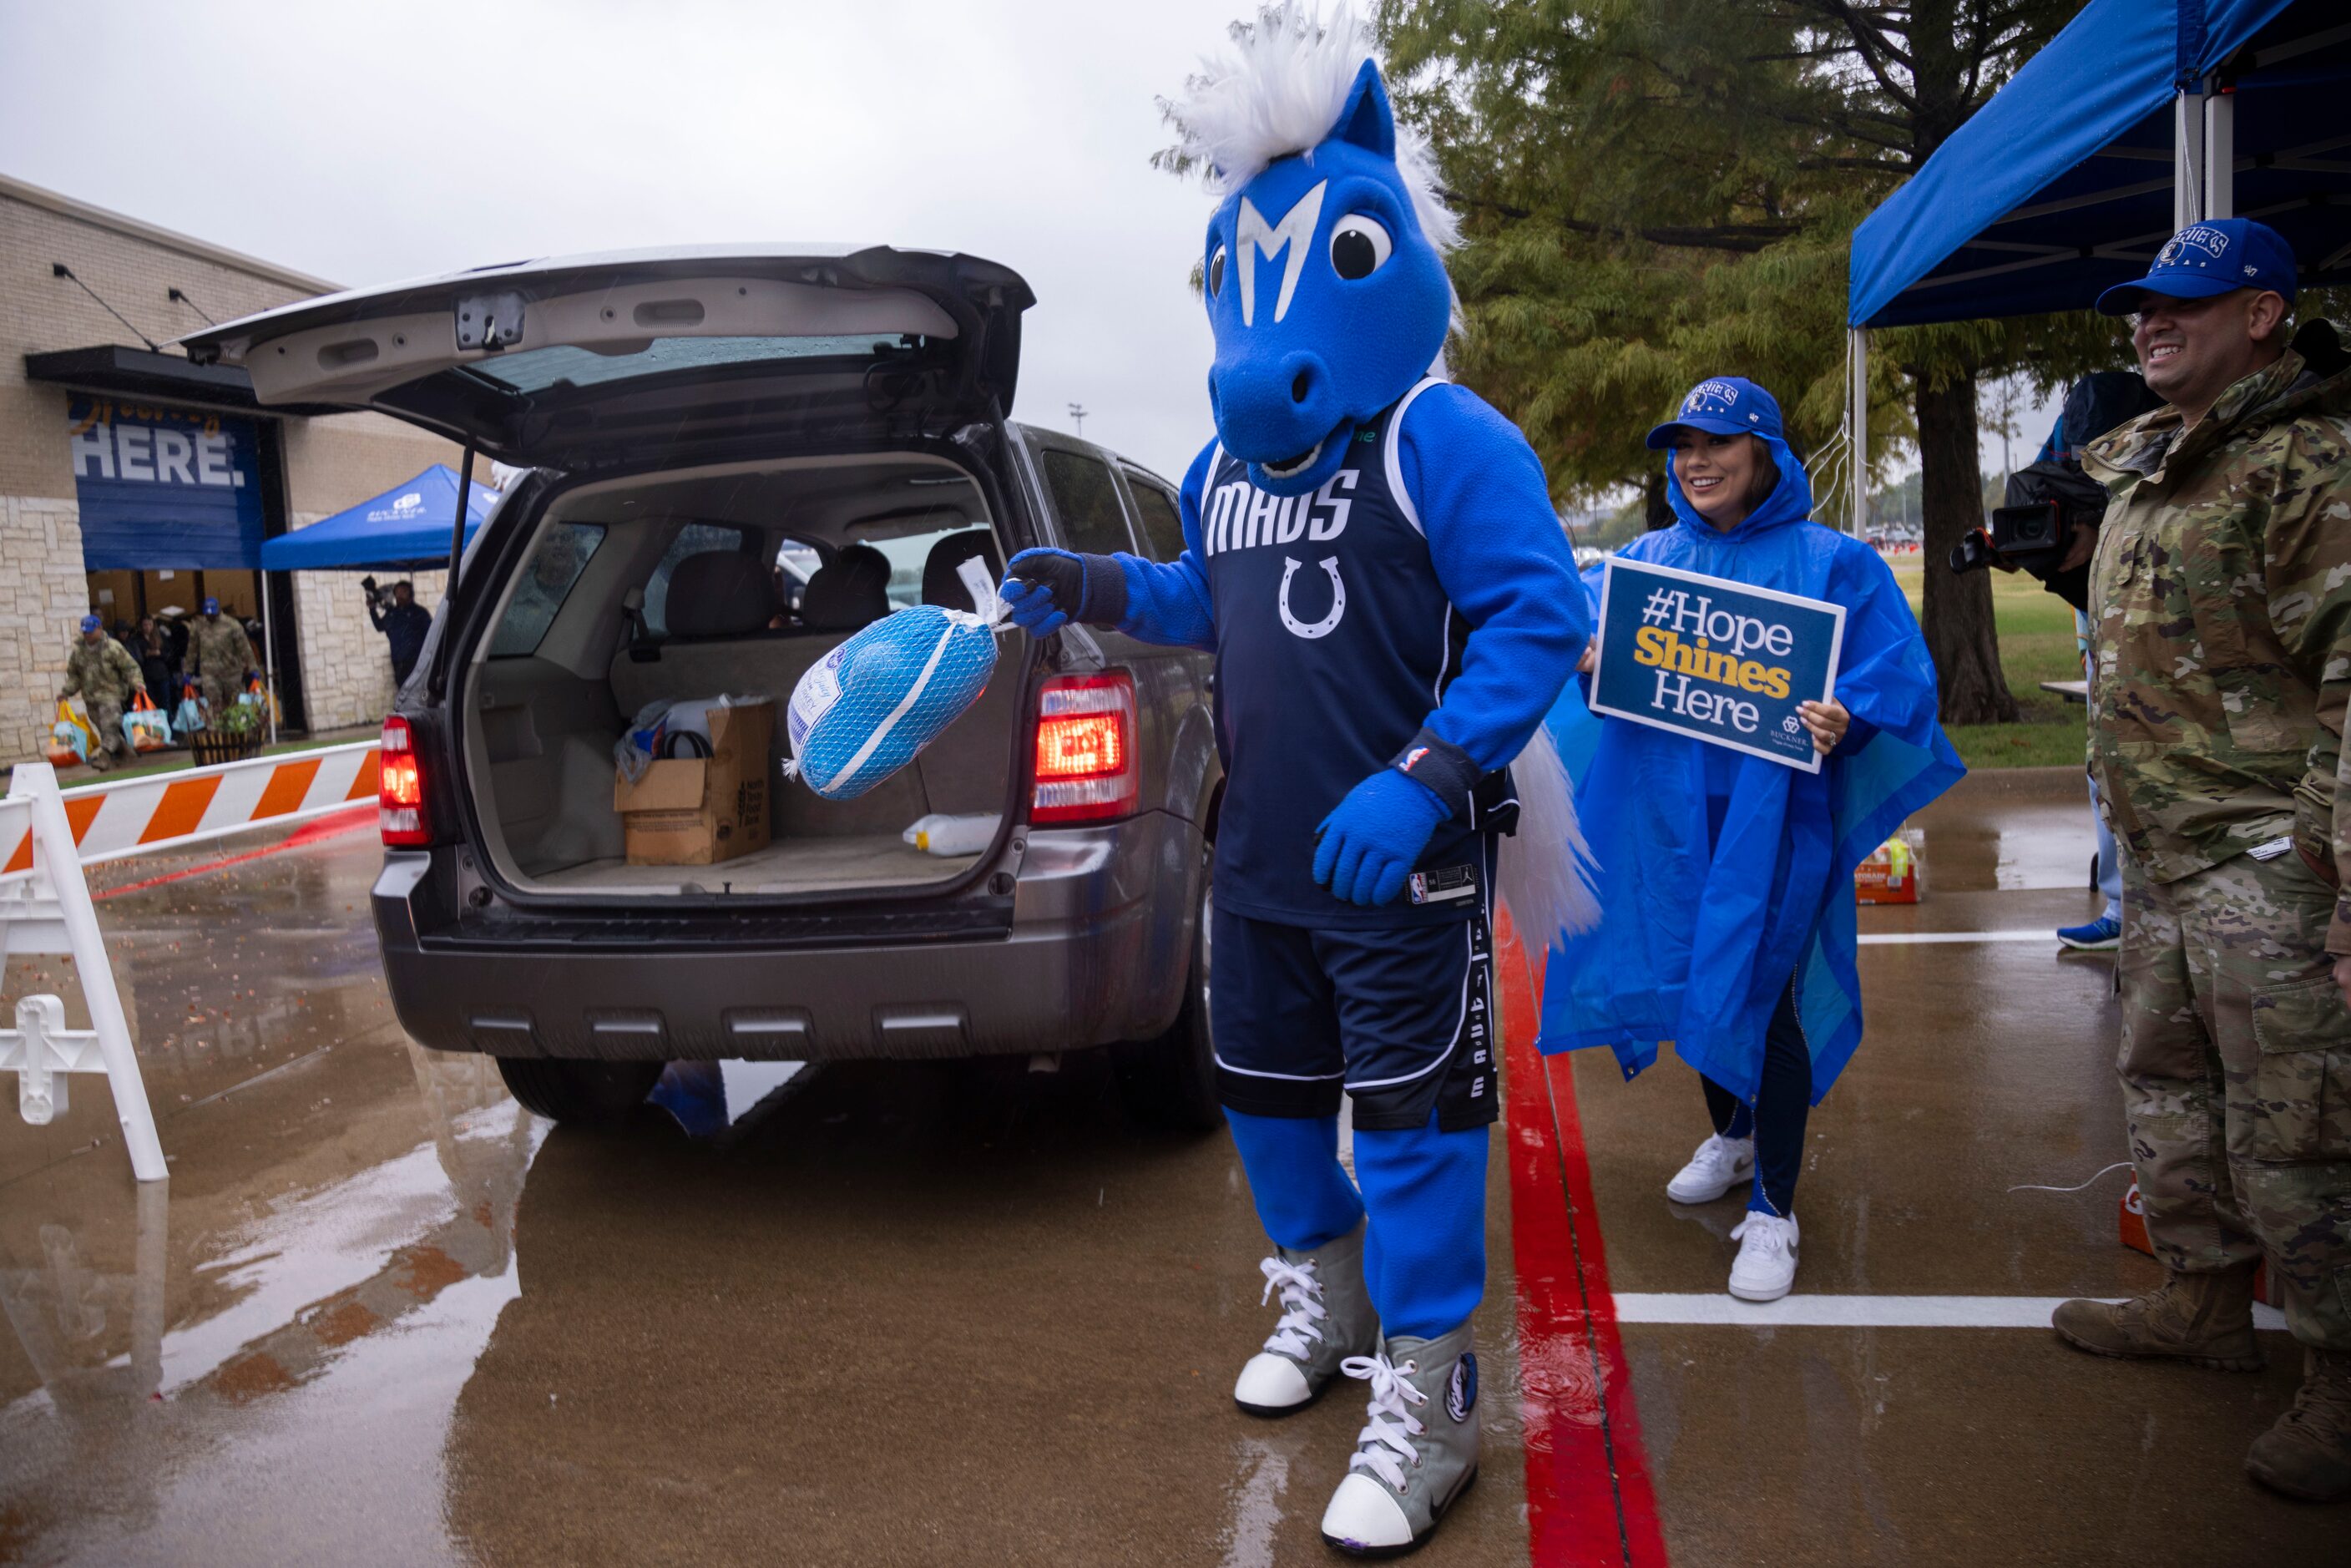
[2247,1349,2351,1503]
[2050,1266,2263,1371]
[1232,1220,1378,1416]
[1319,1323,1480,1556]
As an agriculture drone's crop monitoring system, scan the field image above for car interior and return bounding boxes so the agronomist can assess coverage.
[458,452,1020,898]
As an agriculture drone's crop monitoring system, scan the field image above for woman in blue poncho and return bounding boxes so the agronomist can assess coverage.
[1544,376,1963,1302]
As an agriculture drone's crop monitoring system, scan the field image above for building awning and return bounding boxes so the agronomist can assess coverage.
[23,344,348,417]
[1848,0,2351,328]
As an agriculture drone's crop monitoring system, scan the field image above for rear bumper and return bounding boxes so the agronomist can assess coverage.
[372,815,1201,1062]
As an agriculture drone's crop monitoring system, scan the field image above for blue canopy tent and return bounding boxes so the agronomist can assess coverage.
[1838,0,2351,527]
[262,463,498,570]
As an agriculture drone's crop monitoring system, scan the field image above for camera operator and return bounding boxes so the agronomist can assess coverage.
[2036,217,2351,1505]
[364,576,431,690]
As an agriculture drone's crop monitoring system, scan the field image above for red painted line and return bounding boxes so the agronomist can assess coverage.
[92,808,373,902]
[1499,908,1670,1568]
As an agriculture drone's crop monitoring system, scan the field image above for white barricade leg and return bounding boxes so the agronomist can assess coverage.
[0,763,167,1183]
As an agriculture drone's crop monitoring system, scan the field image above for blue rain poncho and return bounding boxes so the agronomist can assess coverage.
[1540,436,1963,1105]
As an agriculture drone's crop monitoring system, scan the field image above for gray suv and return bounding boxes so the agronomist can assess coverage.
[184,246,1222,1129]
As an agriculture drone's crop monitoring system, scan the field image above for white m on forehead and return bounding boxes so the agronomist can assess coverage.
[1234,181,1327,327]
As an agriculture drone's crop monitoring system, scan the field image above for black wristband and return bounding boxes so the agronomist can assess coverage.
[1389,727,1479,821]
[1079,553,1130,627]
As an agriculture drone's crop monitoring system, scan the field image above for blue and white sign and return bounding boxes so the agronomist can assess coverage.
[68,396,265,570]
[1590,557,1845,773]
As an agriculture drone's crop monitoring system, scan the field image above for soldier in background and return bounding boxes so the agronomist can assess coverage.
[2049,217,2351,1504]
[59,614,146,772]
[182,595,255,722]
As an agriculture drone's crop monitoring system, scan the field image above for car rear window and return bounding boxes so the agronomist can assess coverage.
[1124,474,1186,563]
[1039,449,1135,556]
[488,522,605,657]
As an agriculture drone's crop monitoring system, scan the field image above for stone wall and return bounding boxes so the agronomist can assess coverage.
[286,510,447,732]
[0,494,96,762]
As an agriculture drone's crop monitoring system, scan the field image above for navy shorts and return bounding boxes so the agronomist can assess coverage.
[1210,862,1498,1133]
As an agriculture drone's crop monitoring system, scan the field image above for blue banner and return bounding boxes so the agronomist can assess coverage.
[68,396,266,570]
[1590,557,1845,772]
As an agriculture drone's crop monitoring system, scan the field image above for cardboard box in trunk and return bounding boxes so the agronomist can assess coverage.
[612,701,773,865]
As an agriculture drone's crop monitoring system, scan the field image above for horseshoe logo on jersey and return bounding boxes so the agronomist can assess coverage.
[1278,555,1346,639]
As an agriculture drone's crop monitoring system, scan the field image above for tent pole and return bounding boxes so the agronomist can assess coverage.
[2204,89,2233,220]
[1848,327,1868,536]
[260,570,278,745]
[2174,88,2206,230]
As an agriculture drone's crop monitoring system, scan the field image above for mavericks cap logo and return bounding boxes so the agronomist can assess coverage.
[2158,225,2230,268]
[1684,380,1741,416]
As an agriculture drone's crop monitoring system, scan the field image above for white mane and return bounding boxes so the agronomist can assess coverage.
[1162,4,1461,259]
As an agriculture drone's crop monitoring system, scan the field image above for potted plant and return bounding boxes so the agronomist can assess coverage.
[189,694,265,766]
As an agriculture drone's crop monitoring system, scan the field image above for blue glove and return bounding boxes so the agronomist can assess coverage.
[1002,548,1129,636]
[1313,768,1450,907]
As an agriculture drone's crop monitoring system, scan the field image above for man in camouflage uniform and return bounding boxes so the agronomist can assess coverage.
[2050,218,2351,1503]
[181,594,255,725]
[58,614,146,773]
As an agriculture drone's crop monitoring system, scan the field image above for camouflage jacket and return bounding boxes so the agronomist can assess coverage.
[61,636,144,705]
[182,615,255,678]
[2083,348,2351,948]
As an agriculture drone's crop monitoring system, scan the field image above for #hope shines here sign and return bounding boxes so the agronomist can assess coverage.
[1590,557,1845,774]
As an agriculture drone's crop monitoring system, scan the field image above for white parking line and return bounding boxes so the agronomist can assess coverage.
[1857,929,2066,945]
[1612,1292,2289,1331]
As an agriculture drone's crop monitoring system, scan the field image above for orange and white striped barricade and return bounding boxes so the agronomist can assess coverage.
[0,763,168,1181]
[0,740,379,874]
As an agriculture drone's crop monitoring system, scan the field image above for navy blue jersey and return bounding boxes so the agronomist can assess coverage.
[1198,380,1486,928]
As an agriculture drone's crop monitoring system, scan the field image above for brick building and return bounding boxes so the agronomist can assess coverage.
[2,173,471,762]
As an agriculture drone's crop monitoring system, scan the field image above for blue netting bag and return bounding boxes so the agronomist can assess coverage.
[785,587,1006,801]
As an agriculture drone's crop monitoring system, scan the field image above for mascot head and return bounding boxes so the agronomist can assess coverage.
[1165,6,1459,494]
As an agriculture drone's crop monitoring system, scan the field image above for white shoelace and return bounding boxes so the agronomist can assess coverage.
[1730,1214,1791,1258]
[1257,1256,1329,1359]
[1341,1353,1427,1493]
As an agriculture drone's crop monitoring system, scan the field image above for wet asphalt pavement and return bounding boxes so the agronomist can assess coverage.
[0,774,2339,1565]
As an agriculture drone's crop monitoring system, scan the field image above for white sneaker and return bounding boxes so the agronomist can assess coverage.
[1727,1211,1799,1302]
[1666,1132,1755,1204]
[1232,1221,1378,1416]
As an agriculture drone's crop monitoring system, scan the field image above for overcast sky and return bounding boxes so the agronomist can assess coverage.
[1,0,2044,500]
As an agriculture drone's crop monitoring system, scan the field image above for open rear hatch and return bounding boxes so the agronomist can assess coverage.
[182,247,1041,911]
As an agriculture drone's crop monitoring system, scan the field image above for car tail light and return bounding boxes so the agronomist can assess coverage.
[1032,671,1139,825]
[379,716,433,847]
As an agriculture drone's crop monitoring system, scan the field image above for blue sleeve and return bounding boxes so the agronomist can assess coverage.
[1106,438,1219,651]
[1398,384,1590,771]
[1827,539,1940,747]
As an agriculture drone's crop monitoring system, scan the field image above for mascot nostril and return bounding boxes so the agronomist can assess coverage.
[996,11,1595,1553]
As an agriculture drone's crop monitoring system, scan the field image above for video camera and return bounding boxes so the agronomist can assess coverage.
[360,574,392,612]
[1948,459,2110,579]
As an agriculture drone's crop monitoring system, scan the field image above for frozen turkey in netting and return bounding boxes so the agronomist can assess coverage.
[783,557,1010,801]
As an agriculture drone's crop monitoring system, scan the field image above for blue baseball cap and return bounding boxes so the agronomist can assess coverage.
[202,596,220,613]
[79,615,101,633]
[1646,377,1783,449]
[2095,217,2298,316]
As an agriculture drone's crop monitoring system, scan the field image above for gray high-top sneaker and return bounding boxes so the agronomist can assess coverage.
[1318,1323,1480,1556]
[1233,1220,1379,1416]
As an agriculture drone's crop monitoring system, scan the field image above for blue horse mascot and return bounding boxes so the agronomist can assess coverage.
[1001,7,1593,1552]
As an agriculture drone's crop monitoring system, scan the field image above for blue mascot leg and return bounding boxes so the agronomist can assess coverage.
[1352,1109,1490,1341]
[1226,1109,1365,1251]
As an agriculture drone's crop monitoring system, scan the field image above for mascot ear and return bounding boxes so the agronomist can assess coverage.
[1334,58,1396,159]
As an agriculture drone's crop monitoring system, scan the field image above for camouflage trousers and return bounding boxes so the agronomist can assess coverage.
[82,695,131,771]
[2120,849,2351,1351]
[195,674,243,725]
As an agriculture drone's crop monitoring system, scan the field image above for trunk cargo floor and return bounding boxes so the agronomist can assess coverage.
[528,832,983,894]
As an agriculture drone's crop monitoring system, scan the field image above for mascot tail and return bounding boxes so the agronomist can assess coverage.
[1497,725,1599,967]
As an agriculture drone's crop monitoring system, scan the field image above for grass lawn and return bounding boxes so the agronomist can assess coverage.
[1888,558,2086,771]
[5,727,379,791]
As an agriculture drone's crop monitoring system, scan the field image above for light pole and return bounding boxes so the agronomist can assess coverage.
[1067,402,1089,438]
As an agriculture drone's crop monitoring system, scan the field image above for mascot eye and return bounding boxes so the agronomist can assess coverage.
[1329,215,1392,281]
[1208,245,1227,297]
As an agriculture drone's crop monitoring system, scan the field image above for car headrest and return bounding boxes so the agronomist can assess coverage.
[800,544,893,631]
[665,550,776,638]
[919,529,1004,613]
